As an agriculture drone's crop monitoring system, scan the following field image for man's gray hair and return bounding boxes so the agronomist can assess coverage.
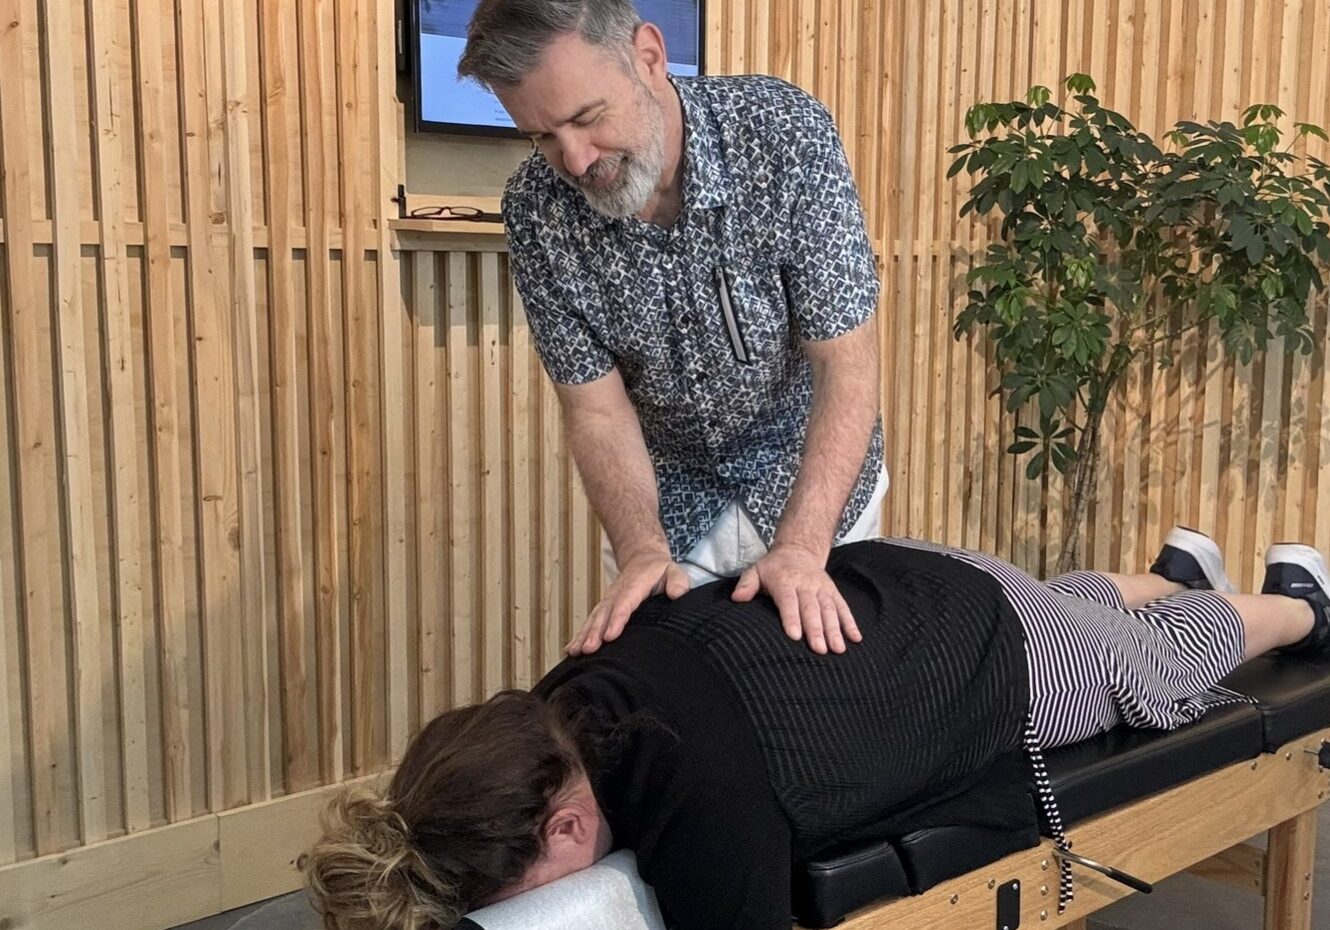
[457,0,644,90]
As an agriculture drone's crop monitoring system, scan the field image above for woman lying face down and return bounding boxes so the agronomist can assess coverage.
[303,534,1330,930]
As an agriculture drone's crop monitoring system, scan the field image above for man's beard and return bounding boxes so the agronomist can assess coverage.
[558,85,665,218]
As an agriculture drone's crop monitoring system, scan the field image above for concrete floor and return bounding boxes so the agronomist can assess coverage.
[174,802,1329,930]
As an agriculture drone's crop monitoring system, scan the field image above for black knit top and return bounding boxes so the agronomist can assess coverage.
[533,540,1035,930]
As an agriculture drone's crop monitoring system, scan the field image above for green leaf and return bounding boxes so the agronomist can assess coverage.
[965,104,988,137]
[1039,389,1057,419]
[1065,73,1096,94]
[1082,145,1108,175]
[947,153,970,179]
[1026,452,1048,480]
[1218,182,1245,205]
[1008,440,1038,455]
[1296,122,1330,142]
[1051,444,1075,474]
[1011,160,1030,193]
[1246,236,1266,264]
[1228,214,1254,252]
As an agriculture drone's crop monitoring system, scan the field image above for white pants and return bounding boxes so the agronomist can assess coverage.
[602,466,890,587]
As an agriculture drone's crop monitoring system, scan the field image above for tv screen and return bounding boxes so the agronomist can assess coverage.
[412,0,703,136]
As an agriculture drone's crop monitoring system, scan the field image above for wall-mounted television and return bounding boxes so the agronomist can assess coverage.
[410,0,704,137]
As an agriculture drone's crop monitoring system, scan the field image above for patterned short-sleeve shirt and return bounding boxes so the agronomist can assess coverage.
[504,75,885,560]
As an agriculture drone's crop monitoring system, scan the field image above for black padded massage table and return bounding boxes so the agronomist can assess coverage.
[230,653,1330,930]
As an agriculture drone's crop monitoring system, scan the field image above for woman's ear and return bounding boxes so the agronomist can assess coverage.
[541,803,598,867]
[543,803,588,847]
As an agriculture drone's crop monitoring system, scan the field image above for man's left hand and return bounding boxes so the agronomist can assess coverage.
[731,544,862,654]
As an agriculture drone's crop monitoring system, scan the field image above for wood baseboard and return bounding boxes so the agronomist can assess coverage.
[0,773,386,930]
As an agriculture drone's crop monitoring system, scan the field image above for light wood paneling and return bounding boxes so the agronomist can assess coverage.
[0,3,1327,927]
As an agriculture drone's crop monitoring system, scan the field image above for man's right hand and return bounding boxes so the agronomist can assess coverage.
[566,552,692,656]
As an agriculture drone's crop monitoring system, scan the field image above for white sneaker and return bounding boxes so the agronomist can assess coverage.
[1148,526,1235,594]
[1262,544,1330,657]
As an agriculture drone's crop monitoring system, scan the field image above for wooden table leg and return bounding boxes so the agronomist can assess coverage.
[1264,808,1318,930]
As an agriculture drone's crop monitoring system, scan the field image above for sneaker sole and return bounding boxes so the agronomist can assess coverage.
[1163,526,1235,594]
[1263,543,1330,595]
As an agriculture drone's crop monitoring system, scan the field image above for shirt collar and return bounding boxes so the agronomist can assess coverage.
[673,76,735,211]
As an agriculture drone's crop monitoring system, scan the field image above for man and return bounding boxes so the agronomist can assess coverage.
[458,0,888,657]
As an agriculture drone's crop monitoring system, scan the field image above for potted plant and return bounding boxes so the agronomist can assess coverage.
[951,73,1330,572]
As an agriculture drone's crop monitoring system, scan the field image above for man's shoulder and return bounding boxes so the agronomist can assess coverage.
[501,152,580,234]
[685,74,840,154]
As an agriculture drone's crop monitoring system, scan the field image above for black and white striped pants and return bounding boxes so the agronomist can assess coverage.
[878,539,1250,747]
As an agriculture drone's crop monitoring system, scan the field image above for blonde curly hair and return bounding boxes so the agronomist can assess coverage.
[303,786,460,930]
[302,691,585,930]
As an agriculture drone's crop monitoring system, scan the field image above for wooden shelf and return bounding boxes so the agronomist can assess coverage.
[391,192,505,238]
[387,216,505,236]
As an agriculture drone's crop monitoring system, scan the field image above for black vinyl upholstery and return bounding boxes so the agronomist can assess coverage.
[792,654,1330,927]
[1041,701,1264,828]
[895,822,1041,893]
[791,839,911,930]
[1220,653,1330,750]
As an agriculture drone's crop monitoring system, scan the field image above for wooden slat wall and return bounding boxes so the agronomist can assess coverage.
[0,2,1327,923]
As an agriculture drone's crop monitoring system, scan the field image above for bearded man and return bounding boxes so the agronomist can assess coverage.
[458,0,887,657]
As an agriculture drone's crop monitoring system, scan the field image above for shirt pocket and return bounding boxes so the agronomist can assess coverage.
[723,258,792,360]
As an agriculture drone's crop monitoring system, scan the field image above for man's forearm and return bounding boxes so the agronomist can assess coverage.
[773,317,880,559]
[562,391,670,564]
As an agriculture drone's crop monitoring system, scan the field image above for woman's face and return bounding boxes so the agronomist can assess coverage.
[485,774,614,904]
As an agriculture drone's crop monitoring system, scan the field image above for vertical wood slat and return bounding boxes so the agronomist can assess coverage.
[294,0,343,786]
[261,0,313,790]
[540,374,566,672]
[189,0,243,816]
[413,254,445,720]
[371,0,411,764]
[480,253,505,696]
[936,0,961,548]
[446,253,476,706]
[0,303,12,860]
[3,0,76,856]
[137,0,196,824]
[173,0,221,819]
[0,0,42,860]
[510,276,534,690]
[975,0,1000,555]
[336,0,379,776]
[219,0,270,807]
[1276,0,1315,546]
[1316,293,1330,559]
[42,0,106,844]
[87,0,151,837]
[894,3,922,536]
[1297,2,1330,553]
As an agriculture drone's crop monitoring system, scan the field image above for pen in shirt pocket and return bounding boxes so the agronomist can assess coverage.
[715,265,751,363]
